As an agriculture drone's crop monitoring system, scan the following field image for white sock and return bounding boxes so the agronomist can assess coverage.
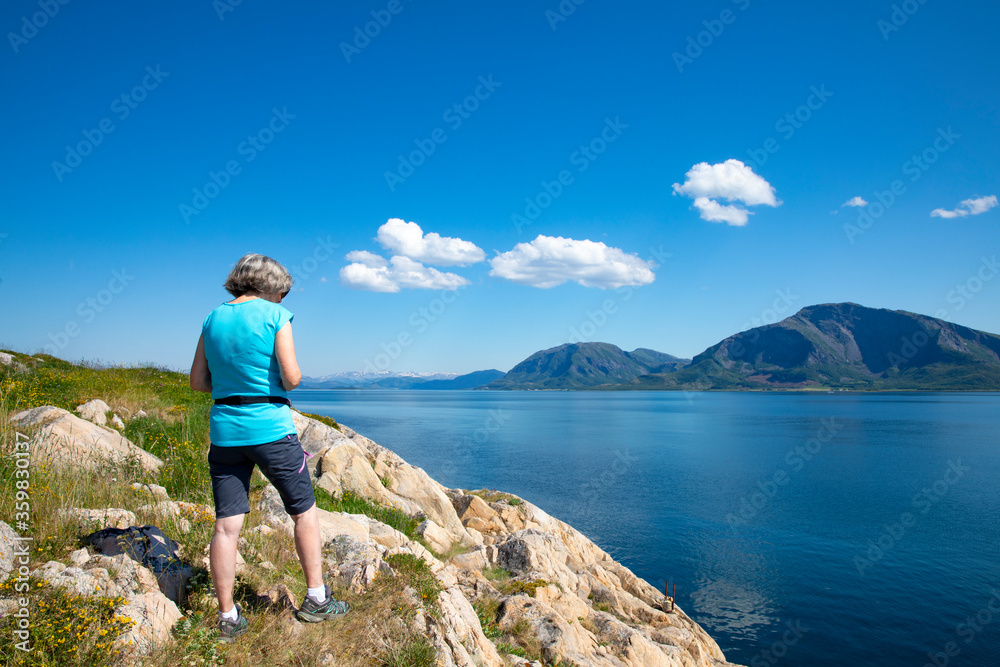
[220,606,239,622]
[307,585,327,603]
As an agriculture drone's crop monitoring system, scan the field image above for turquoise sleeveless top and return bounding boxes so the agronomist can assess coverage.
[201,298,296,446]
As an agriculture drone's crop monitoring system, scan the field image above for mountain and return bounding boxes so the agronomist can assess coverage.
[485,342,689,390]
[300,371,458,389]
[412,369,506,390]
[635,302,1000,390]
[303,303,1000,392]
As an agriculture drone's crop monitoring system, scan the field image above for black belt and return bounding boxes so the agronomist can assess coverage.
[213,395,291,407]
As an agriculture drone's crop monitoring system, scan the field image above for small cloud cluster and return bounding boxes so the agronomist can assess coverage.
[488,235,655,289]
[341,222,656,292]
[673,159,780,226]
[930,195,997,219]
[340,219,482,292]
[842,196,868,208]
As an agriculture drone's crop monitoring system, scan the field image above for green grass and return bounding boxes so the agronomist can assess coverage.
[468,488,523,506]
[169,611,226,666]
[122,410,213,503]
[496,579,551,597]
[482,566,512,582]
[472,596,502,639]
[384,553,443,611]
[2,350,215,508]
[0,351,211,418]
[298,411,341,431]
[481,567,550,597]
[379,634,437,667]
[495,641,526,657]
[472,595,538,660]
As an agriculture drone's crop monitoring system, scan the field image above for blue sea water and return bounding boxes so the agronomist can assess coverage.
[289,390,1000,667]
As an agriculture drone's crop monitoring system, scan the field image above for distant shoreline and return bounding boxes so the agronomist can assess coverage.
[294,386,1000,393]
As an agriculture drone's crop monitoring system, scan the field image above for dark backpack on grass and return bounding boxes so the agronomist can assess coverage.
[84,525,193,604]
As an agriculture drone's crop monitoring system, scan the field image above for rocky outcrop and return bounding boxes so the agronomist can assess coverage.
[10,406,162,473]
[288,410,742,666]
[35,555,183,654]
[420,586,507,667]
[293,410,477,549]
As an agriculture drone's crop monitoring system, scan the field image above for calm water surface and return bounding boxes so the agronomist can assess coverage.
[290,390,1000,667]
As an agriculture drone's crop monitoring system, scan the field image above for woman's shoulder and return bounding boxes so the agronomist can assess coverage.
[253,299,294,326]
[202,302,229,327]
[254,299,292,315]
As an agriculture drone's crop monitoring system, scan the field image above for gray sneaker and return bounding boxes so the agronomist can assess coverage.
[217,606,249,642]
[296,585,350,623]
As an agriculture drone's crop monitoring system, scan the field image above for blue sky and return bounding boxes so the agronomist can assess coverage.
[1,0,998,375]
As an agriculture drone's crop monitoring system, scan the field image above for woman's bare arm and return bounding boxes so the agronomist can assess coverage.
[275,322,301,391]
[190,334,213,393]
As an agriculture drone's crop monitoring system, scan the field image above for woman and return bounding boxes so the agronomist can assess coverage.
[189,253,349,640]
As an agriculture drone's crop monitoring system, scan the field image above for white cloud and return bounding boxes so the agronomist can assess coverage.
[376,218,485,266]
[340,255,470,293]
[931,208,964,219]
[963,195,999,215]
[672,159,780,226]
[931,195,998,219]
[345,250,388,267]
[842,196,868,207]
[692,197,751,226]
[489,235,655,289]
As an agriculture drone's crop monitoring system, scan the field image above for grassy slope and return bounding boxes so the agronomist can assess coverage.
[0,351,454,667]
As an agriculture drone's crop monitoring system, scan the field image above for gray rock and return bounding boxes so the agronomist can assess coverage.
[75,398,111,425]
[0,352,27,372]
[55,507,137,530]
[131,483,170,501]
[68,547,91,567]
[0,521,20,583]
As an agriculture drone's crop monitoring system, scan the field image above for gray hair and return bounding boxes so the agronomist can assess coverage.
[223,253,293,297]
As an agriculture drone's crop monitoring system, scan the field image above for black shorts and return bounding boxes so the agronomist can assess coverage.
[208,433,316,519]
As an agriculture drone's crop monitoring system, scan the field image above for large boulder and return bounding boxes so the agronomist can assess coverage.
[314,437,392,502]
[452,494,507,535]
[75,398,111,426]
[291,409,352,467]
[417,519,454,555]
[10,406,162,473]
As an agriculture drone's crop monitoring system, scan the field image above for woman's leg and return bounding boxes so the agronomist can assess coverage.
[211,513,246,614]
[290,504,323,589]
